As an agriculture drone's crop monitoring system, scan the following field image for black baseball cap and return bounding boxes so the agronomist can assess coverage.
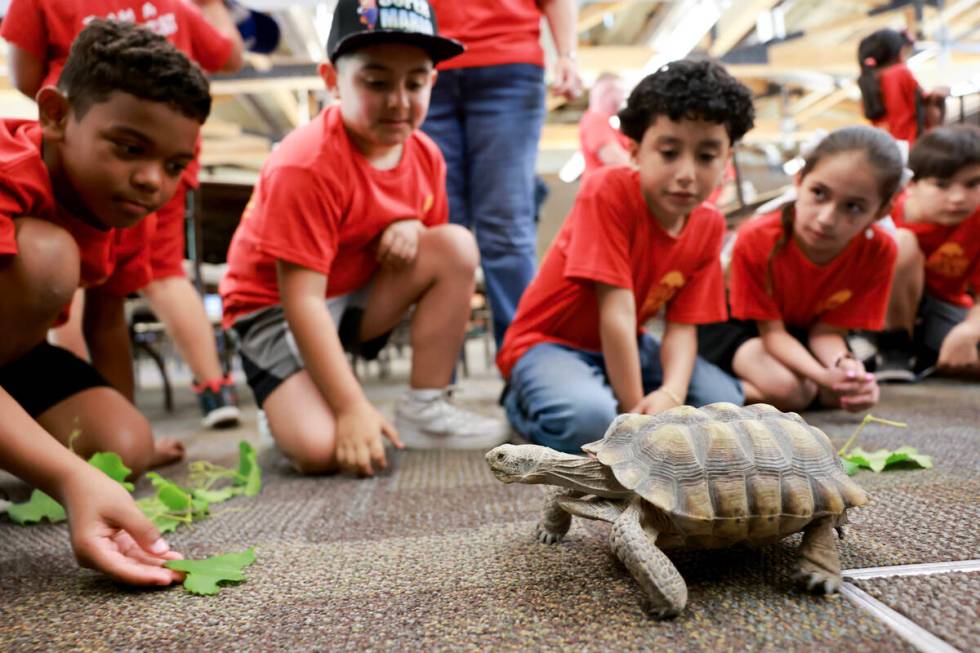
[327,0,464,64]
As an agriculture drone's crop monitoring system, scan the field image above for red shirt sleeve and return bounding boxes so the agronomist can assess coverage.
[0,0,48,61]
[177,1,234,72]
[248,165,345,277]
[562,176,633,290]
[665,215,727,324]
[729,225,782,322]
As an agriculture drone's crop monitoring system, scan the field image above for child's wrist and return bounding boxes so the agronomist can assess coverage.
[654,387,683,406]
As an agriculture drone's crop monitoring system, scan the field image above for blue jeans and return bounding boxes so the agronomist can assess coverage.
[421,63,546,347]
[503,335,746,453]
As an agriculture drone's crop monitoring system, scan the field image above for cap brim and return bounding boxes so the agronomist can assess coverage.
[330,31,464,65]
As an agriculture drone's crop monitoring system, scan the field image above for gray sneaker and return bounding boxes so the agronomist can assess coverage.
[395,388,511,450]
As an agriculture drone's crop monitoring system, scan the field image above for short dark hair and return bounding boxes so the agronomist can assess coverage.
[58,19,211,124]
[909,124,980,180]
[617,59,755,144]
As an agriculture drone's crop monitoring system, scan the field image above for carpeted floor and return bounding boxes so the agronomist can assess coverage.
[1,359,977,652]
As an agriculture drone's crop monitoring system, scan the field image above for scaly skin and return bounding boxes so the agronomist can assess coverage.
[536,487,579,544]
[795,515,843,594]
[610,499,688,619]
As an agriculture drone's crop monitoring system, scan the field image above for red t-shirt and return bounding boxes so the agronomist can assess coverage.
[430,0,544,70]
[0,119,152,298]
[579,109,631,177]
[220,105,449,328]
[729,209,897,330]
[496,165,728,379]
[874,63,920,144]
[892,194,980,307]
[0,0,232,186]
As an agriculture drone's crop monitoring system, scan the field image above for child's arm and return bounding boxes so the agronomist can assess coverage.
[277,261,401,476]
[632,321,695,414]
[6,45,46,99]
[539,0,582,100]
[82,289,135,401]
[597,283,642,411]
[809,323,879,411]
[758,319,848,390]
[938,296,980,372]
[0,387,182,585]
[192,0,245,72]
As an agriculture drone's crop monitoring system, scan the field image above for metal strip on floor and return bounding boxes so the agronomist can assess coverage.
[840,583,962,653]
[843,559,980,580]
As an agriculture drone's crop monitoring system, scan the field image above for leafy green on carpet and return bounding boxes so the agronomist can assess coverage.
[838,414,932,475]
[165,548,256,595]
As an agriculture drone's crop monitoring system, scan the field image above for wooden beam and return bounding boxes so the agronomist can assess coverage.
[578,1,633,33]
[709,0,782,57]
[794,87,852,124]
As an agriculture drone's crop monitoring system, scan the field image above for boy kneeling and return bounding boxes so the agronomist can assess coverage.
[220,0,508,477]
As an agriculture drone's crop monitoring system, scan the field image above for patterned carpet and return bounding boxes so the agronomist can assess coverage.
[0,371,977,652]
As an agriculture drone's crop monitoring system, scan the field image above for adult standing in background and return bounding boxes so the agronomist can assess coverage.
[579,71,631,177]
[424,0,582,348]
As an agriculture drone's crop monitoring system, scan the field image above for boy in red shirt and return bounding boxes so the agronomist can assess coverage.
[699,127,902,411]
[2,0,246,428]
[220,0,509,477]
[579,72,630,176]
[877,125,980,379]
[496,60,754,452]
[0,20,212,586]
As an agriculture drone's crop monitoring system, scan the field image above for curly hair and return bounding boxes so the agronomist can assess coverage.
[909,124,980,180]
[58,19,211,124]
[617,59,755,144]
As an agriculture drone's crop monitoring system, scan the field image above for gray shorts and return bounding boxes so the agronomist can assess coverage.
[231,287,390,406]
[914,293,970,368]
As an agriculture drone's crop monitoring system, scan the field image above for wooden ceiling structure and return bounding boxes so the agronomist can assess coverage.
[1,0,978,176]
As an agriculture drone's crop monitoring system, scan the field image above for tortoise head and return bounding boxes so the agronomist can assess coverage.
[485,444,559,483]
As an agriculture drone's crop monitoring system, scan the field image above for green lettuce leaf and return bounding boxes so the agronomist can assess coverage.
[165,548,256,595]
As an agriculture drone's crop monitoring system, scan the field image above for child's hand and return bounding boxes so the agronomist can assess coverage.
[937,323,980,372]
[335,400,403,476]
[377,220,424,270]
[550,55,582,100]
[822,363,879,412]
[61,466,183,586]
[630,389,678,416]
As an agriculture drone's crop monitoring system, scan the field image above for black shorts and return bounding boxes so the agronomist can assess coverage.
[698,319,810,375]
[0,342,110,417]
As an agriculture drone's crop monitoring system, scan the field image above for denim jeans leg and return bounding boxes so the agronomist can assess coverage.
[420,70,469,229]
[637,332,745,406]
[504,343,618,453]
[460,64,546,347]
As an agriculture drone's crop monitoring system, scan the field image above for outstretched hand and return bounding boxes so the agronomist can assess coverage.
[62,466,183,586]
[334,400,403,477]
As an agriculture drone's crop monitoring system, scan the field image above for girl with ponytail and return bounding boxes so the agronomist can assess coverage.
[698,126,904,412]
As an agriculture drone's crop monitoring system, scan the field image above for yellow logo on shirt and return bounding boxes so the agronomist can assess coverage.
[641,271,685,316]
[422,194,434,214]
[926,242,969,278]
[815,289,852,314]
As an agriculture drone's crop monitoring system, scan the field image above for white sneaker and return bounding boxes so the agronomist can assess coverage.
[394,388,511,450]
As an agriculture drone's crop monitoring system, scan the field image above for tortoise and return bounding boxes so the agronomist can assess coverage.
[485,402,868,618]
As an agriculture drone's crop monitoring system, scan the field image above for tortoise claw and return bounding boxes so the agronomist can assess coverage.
[536,524,565,544]
[793,568,842,595]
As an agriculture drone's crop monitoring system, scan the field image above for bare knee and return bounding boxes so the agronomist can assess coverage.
[421,224,479,273]
[8,218,80,318]
[763,376,818,412]
[269,420,337,475]
[84,412,156,478]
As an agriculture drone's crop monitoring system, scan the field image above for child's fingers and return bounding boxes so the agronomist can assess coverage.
[378,413,402,448]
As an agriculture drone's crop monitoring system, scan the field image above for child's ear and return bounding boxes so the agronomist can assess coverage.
[627,137,639,163]
[318,61,340,95]
[36,86,70,140]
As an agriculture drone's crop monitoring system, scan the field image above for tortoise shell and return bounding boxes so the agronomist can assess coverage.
[581,403,868,548]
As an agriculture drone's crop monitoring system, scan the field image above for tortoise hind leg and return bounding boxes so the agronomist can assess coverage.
[536,487,580,544]
[795,515,843,594]
[610,500,687,619]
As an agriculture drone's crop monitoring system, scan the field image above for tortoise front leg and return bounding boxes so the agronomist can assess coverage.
[536,487,580,543]
[610,500,687,619]
[795,515,842,594]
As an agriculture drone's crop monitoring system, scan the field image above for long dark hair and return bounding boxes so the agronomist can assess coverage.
[765,126,904,294]
[856,29,912,121]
